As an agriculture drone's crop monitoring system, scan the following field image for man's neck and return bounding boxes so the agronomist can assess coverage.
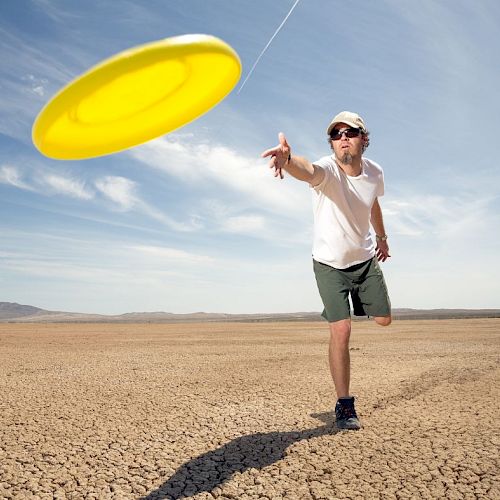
[336,157,363,177]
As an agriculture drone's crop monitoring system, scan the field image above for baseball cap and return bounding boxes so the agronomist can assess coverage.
[327,111,367,136]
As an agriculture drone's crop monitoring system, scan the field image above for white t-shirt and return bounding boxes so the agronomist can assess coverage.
[311,155,384,269]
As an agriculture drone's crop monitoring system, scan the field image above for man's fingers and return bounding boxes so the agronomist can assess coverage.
[263,134,288,181]
[278,132,289,150]
[376,247,391,262]
[262,133,289,159]
[261,146,277,158]
[267,156,284,180]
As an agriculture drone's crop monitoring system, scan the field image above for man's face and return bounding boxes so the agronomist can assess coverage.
[330,123,366,164]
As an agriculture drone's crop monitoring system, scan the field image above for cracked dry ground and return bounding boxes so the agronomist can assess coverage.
[0,319,499,500]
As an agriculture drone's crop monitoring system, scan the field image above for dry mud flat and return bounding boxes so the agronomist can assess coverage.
[0,319,498,500]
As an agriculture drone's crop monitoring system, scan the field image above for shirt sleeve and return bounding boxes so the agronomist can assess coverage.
[367,158,385,197]
[311,156,334,191]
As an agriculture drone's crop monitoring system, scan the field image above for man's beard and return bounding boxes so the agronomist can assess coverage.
[337,152,353,165]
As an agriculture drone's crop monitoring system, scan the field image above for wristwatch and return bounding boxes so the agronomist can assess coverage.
[376,234,388,241]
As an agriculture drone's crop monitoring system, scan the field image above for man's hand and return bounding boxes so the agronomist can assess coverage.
[376,239,390,262]
[261,132,291,180]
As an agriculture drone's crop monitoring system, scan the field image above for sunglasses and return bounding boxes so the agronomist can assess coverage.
[330,127,363,141]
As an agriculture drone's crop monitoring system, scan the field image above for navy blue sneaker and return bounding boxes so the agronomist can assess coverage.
[335,396,361,430]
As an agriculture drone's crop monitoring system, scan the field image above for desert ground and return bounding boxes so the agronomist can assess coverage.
[0,319,498,500]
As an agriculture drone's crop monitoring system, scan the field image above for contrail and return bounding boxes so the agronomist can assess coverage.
[237,0,301,94]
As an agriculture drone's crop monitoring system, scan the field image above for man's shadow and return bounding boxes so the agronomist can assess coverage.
[141,412,337,500]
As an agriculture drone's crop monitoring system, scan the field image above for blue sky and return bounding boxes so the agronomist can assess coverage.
[1,0,499,314]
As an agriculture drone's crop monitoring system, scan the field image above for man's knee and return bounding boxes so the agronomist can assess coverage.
[374,315,392,327]
[329,319,351,343]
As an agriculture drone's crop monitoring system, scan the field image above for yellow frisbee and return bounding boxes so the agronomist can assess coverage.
[32,34,241,160]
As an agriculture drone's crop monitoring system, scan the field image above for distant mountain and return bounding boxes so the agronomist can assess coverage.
[0,302,322,323]
[0,302,499,323]
[0,302,48,320]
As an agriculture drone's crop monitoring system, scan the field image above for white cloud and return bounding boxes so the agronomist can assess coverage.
[21,73,49,97]
[4,259,125,283]
[1,163,199,232]
[196,199,269,236]
[383,192,493,243]
[0,164,34,191]
[219,214,266,234]
[129,245,215,265]
[94,175,201,232]
[127,136,316,241]
[40,173,94,200]
[32,86,45,97]
[129,136,309,217]
[95,176,137,210]
[1,165,94,200]
[139,203,201,232]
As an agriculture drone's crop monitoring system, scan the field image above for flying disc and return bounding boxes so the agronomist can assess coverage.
[32,34,241,160]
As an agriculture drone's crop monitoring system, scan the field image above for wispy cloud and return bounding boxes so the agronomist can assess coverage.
[94,175,200,232]
[129,136,309,217]
[383,192,494,241]
[0,163,200,232]
[219,214,266,234]
[40,172,94,200]
[94,176,137,211]
[21,73,49,97]
[0,164,35,191]
[0,164,94,200]
[0,28,73,140]
[197,199,269,236]
[129,245,215,265]
[30,0,82,23]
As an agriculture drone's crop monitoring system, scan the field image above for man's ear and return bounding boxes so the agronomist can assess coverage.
[362,134,369,151]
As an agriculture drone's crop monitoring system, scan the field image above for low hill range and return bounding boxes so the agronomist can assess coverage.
[1,302,499,323]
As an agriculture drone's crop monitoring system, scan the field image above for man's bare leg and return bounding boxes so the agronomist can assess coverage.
[328,318,352,398]
[329,316,391,396]
[329,318,361,429]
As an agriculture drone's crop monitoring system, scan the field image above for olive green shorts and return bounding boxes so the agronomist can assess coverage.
[313,257,391,323]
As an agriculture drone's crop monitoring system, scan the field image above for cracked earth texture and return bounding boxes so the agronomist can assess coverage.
[0,319,498,500]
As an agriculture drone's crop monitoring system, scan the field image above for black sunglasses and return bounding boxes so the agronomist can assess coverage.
[330,127,362,141]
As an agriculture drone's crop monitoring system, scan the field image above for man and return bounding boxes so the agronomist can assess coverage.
[262,111,392,430]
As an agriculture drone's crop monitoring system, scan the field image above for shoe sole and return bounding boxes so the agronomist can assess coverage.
[335,418,361,430]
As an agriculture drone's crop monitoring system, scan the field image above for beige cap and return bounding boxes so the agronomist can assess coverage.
[327,111,367,136]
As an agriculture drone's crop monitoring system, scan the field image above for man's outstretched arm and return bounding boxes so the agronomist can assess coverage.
[261,132,325,185]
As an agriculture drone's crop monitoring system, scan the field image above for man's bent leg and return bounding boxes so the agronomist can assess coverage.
[374,315,392,326]
[328,318,351,398]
